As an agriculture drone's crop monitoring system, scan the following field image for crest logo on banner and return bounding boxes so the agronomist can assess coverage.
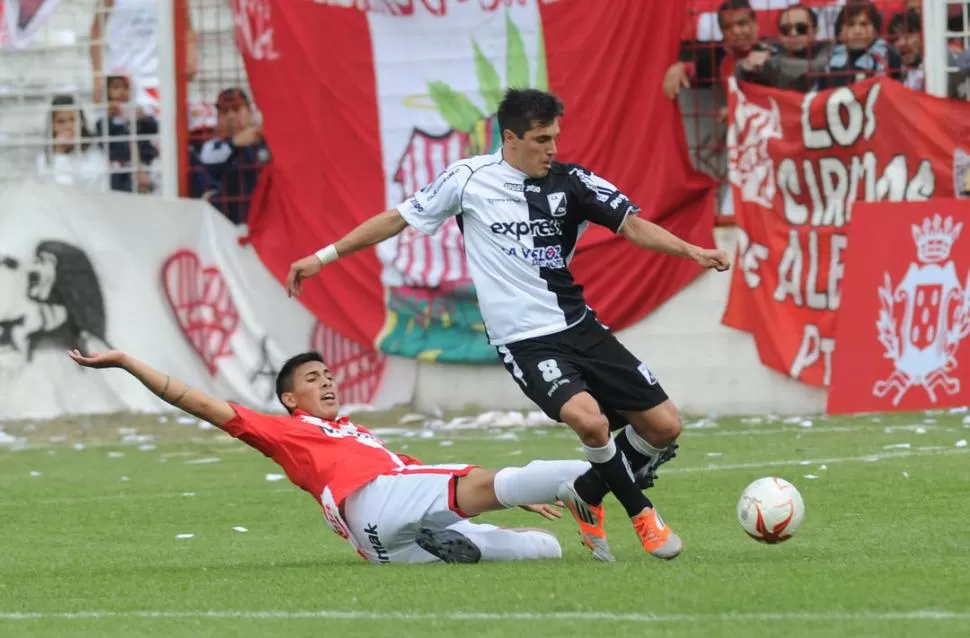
[378,10,544,363]
[726,78,783,208]
[874,215,970,405]
[161,250,240,375]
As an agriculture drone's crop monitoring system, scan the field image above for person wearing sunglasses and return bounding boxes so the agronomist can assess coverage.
[735,3,830,93]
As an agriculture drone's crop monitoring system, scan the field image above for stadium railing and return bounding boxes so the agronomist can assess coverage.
[1,1,965,225]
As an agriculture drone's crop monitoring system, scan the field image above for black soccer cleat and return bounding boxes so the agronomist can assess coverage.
[416,527,483,564]
[635,441,679,490]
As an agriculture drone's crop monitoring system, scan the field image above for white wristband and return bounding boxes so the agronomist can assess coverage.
[314,244,339,265]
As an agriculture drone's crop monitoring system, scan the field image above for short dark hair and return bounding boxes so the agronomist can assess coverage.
[717,0,756,30]
[836,0,883,36]
[497,88,564,139]
[889,10,921,35]
[275,351,326,411]
[778,3,819,30]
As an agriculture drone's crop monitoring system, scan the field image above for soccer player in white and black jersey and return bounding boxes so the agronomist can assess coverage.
[286,89,731,562]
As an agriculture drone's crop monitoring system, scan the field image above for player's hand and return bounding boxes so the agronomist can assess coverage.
[286,254,324,298]
[690,247,731,272]
[67,348,126,369]
[520,503,564,521]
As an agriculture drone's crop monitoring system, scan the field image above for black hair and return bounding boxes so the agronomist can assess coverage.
[47,94,94,154]
[717,0,756,30]
[34,240,106,339]
[888,10,921,35]
[497,88,564,139]
[275,351,326,411]
[778,3,819,30]
[835,0,883,36]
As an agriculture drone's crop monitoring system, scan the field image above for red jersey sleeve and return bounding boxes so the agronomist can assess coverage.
[224,403,287,458]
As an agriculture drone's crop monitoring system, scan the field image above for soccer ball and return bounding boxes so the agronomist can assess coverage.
[736,477,805,544]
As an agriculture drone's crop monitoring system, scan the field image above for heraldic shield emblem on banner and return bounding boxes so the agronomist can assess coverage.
[874,215,970,405]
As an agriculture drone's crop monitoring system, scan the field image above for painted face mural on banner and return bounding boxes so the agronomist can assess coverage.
[0,240,111,374]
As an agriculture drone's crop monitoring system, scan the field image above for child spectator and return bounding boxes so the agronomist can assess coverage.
[198,88,269,225]
[94,74,159,193]
[35,95,109,192]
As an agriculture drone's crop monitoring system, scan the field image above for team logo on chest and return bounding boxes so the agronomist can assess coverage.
[547,192,567,217]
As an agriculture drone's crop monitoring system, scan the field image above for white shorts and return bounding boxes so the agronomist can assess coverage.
[343,464,475,564]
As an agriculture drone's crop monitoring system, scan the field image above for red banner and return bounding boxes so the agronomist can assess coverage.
[722,77,970,387]
[239,0,716,359]
[828,201,970,414]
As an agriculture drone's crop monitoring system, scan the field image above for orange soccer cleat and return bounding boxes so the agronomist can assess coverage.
[632,507,683,560]
[556,479,615,562]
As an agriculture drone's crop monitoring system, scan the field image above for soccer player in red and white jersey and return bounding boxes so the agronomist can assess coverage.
[68,348,594,564]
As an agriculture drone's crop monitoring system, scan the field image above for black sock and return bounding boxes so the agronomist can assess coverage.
[574,428,651,506]
[581,439,652,517]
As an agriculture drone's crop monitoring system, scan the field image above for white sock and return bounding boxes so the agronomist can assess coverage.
[624,424,666,460]
[493,459,591,508]
[448,521,562,561]
[582,438,618,463]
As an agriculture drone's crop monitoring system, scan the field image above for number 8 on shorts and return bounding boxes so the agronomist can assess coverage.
[538,359,562,383]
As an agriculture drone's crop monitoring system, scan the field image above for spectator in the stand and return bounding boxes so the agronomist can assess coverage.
[187,102,219,201]
[886,8,970,97]
[35,95,109,192]
[89,0,198,116]
[821,1,902,88]
[736,4,831,92]
[890,11,925,90]
[664,1,776,109]
[94,74,159,194]
[199,88,269,225]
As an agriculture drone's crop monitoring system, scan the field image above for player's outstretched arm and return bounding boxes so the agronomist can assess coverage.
[67,349,237,429]
[620,215,731,272]
[286,209,409,297]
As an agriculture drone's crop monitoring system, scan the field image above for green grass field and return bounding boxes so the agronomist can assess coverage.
[1,409,969,638]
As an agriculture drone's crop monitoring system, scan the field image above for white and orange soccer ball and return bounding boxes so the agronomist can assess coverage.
[736,477,805,544]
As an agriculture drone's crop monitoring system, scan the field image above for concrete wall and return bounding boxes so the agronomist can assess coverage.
[412,227,827,417]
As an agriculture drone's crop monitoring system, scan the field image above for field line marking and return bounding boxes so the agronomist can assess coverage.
[0,610,968,623]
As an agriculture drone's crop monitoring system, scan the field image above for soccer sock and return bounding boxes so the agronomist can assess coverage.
[581,438,652,518]
[573,425,661,506]
[493,459,592,508]
[448,522,563,561]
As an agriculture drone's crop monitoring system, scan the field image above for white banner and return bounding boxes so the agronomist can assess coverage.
[1,0,61,49]
[0,180,414,420]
